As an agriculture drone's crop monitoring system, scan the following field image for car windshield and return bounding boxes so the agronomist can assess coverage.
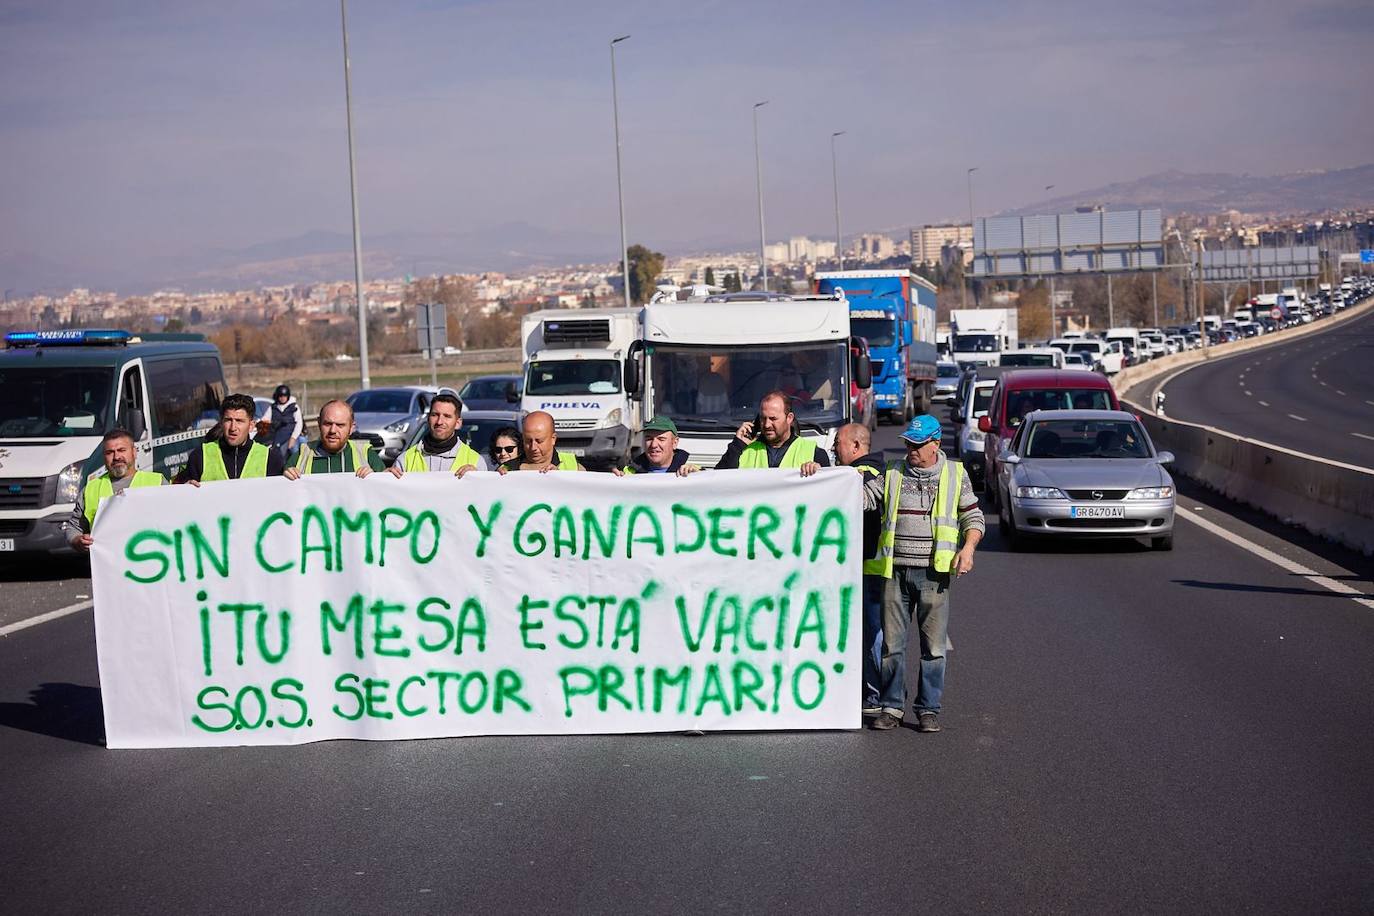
[457,419,508,455]
[648,341,847,432]
[1024,419,1150,459]
[1000,353,1056,367]
[1007,388,1113,424]
[460,377,519,401]
[850,317,897,348]
[525,359,621,396]
[0,367,114,437]
[953,333,998,353]
[937,362,961,379]
[348,390,413,413]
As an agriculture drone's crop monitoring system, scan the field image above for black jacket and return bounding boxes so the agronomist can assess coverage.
[715,432,832,470]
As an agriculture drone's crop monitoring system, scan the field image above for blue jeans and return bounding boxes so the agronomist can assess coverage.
[878,565,951,717]
[861,575,885,710]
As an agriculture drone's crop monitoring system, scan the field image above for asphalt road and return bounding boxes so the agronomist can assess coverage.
[4,417,1374,914]
[1161,305,1374,469]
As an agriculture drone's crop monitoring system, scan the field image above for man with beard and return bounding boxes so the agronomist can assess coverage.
[68,428,166,551]
[389,393,486,478]
[285,400,385,478]
[714,390,828,476]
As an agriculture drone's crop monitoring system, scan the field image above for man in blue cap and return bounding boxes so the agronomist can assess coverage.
[861,414,983,732]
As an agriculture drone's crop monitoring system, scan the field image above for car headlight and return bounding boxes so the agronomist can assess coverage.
[1127,486,1173,499]
[57,461,84,505]
[384,418,411,433]
[966,429,986,444]
[605,408,623,426]
[1015,486,1066,500]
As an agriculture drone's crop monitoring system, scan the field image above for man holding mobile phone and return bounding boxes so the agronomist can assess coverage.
[714,390,829,475]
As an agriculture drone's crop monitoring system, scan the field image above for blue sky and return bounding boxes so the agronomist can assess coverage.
[2,0,1372,287]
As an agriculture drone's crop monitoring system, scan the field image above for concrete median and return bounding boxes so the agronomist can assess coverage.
[1128,408,1374,555]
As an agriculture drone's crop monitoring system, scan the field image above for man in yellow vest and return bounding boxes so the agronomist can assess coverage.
[862,414,983,733]
[387,393,485,478]
[175,393,285,485]
[497,411,584,473]
[285,400,385,478]
[714,390,828,475]
[68,428,165,551]
[834,421,885,718]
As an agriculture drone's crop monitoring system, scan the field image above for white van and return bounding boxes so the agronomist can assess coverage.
[1105,327,1144,363]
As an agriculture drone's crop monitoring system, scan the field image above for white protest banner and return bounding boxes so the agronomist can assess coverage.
[90,469,862,748]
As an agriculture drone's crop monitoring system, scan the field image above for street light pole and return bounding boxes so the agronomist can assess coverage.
[831,131,845,271]
[754,101,769,292]
[610,35,631,307]
[340,0,370,389]
[1044,185,1055,334]
[963,167,978,309]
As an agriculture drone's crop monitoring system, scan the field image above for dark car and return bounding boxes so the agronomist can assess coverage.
[458,374,522,412]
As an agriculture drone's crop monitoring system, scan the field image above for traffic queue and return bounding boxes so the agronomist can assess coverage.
[71,385,986,734]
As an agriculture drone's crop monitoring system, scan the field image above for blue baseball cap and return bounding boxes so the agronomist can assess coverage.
[899,414,942,445]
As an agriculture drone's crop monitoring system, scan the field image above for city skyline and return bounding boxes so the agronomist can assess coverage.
[3,0,1373,293]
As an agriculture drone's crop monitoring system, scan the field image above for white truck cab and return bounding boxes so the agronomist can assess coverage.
[520,308,643,469]
[626,293,869,468]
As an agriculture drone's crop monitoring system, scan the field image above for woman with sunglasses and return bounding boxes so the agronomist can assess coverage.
[488,426,523,469]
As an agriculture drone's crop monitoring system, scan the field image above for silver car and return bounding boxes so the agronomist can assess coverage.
[993,409,1176,551]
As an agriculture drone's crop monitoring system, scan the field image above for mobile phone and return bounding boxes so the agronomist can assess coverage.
[751,414,764,439]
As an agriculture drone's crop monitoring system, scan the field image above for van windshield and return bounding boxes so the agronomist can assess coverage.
[526,359,622,396]
[0,367,114,437]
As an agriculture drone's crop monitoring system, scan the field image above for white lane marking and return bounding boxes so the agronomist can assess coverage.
[0,600,94,638]
[1336,390,1347,396]
[1244,390,1252,397]
[1288,414,1307,422]
[1178,510,1374,610]
[1258,400,1270,407]
[1320,381,1328,387]
[1354,432,1374,442]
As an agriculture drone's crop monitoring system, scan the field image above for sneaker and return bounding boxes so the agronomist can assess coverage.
[870,713,902,731]
[862,706,882,718]
[915,712,941,733]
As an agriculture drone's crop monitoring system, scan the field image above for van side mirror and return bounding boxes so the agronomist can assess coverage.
[125,408,147,441]
[505,383,520,404]
[624,340,644,397]
[850,338,872,390]
[977,415,992,434]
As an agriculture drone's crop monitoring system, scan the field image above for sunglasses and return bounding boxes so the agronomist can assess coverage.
[494,445,519,454]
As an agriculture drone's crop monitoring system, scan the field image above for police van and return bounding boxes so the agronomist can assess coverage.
[0,329,227,554]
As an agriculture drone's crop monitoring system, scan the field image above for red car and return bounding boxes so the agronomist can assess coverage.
[979,369,1120,511]
[849,337,877,431]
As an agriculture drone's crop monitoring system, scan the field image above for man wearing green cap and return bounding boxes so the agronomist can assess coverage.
[863,413,983,733]
[614,416,701,476]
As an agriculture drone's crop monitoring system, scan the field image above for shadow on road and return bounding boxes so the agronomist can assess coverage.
[1172,579,1363,599]
[0,682,105,746]
[0,556,90,583]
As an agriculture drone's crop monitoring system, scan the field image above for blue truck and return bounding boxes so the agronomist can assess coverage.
[814,269,939,423]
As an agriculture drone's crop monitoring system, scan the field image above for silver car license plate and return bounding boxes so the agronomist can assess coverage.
[0,538,13,551]
[1070,505,1125,519]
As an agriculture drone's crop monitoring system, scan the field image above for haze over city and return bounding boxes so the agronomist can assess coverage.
[2,0,1372,291]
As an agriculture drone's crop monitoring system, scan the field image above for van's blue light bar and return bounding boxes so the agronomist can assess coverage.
[5,329,131,348]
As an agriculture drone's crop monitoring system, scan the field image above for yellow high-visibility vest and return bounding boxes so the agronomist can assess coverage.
[871,458,965,577]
